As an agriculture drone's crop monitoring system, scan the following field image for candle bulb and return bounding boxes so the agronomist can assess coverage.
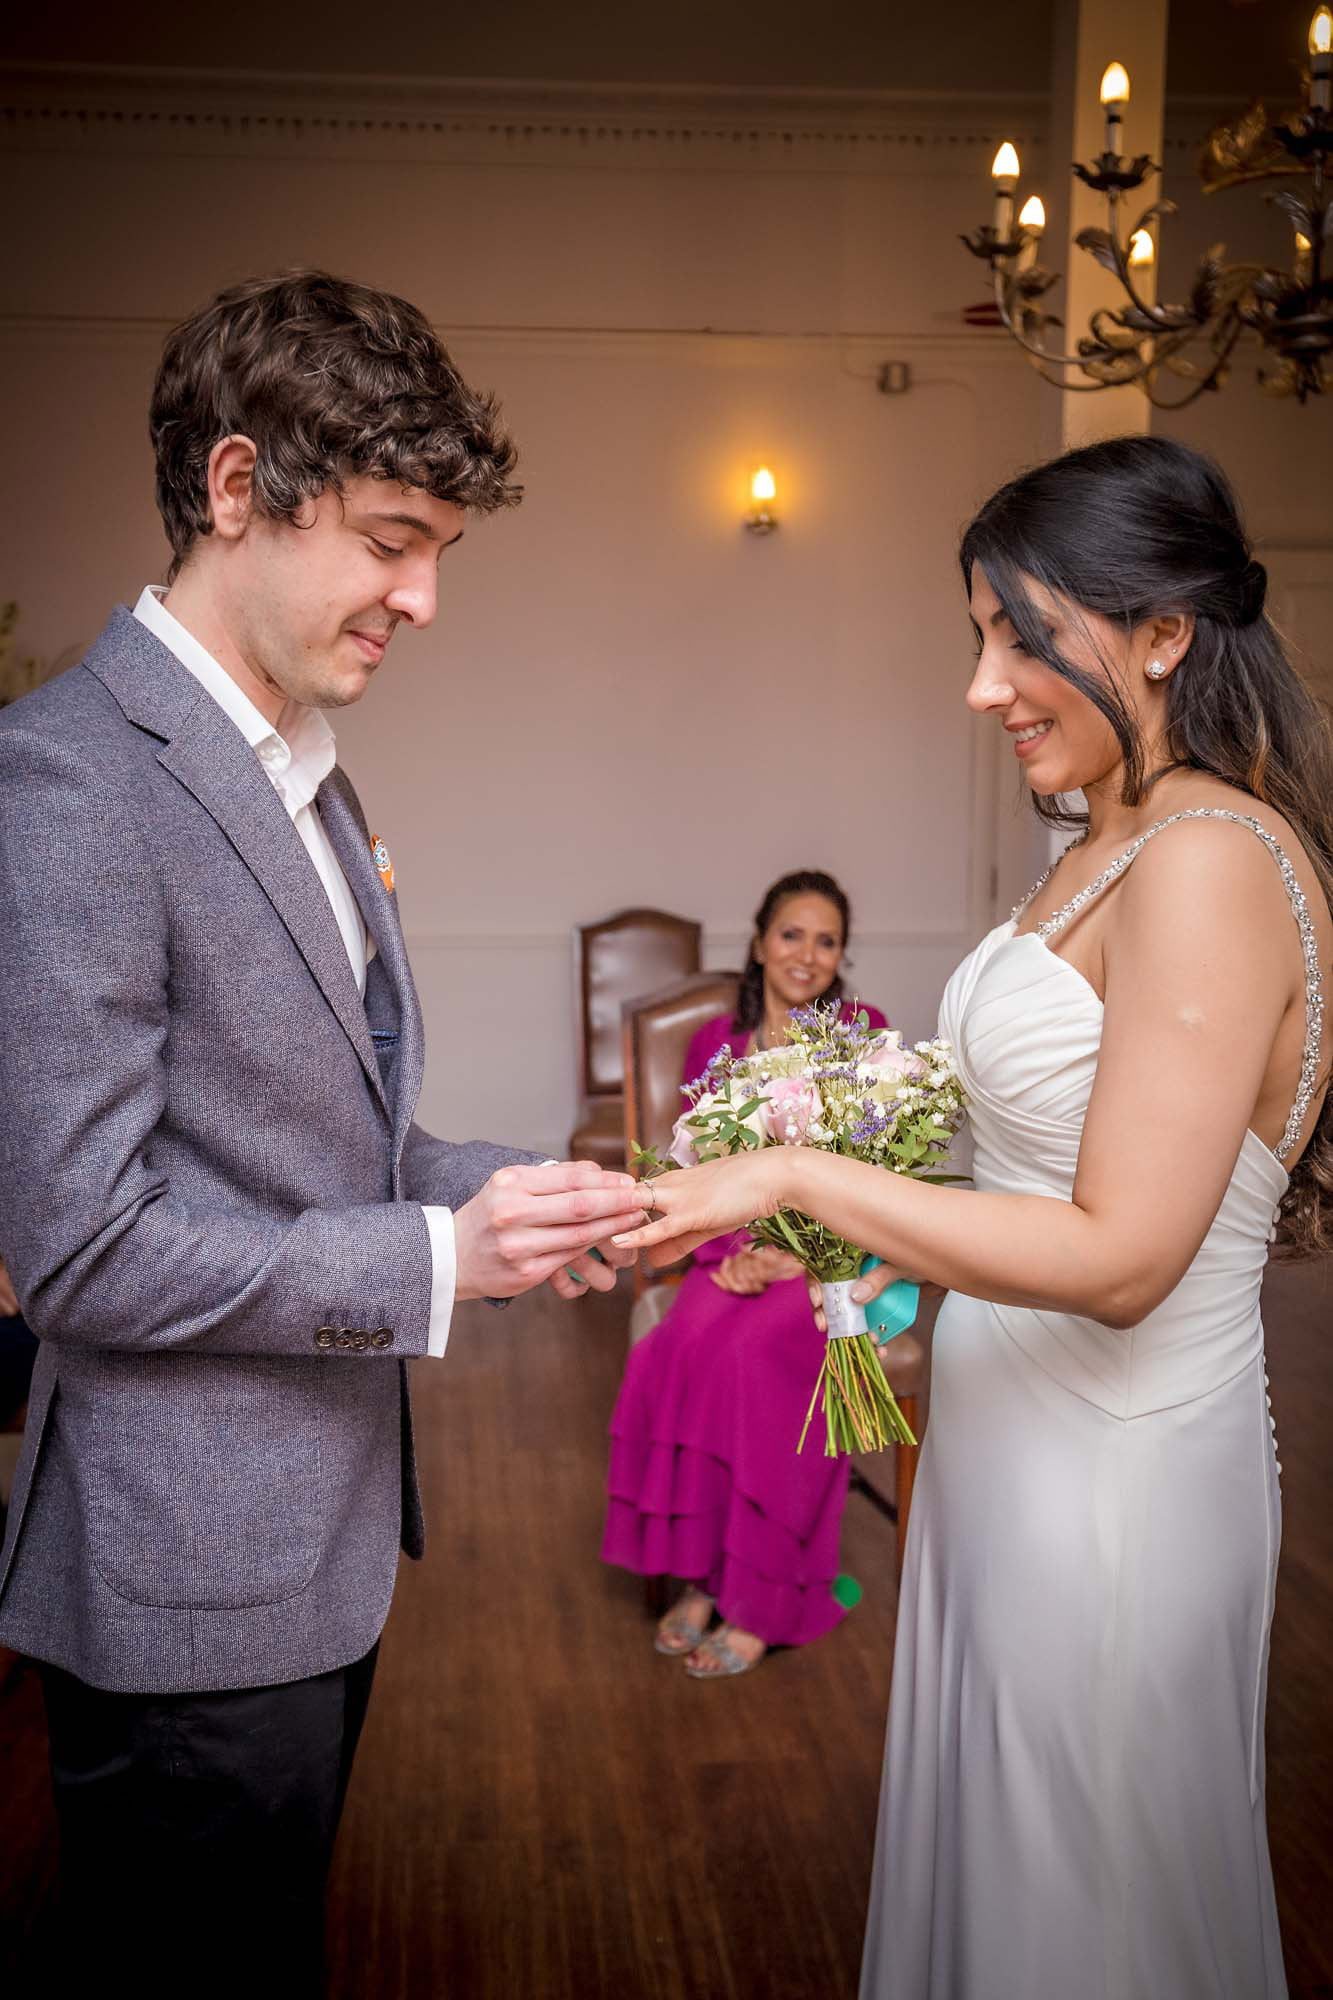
[1018,195,1046,272]
[1311,8,1332,115]
[1295,230,1314,284]
[1100,61,1131,156]
[991,142,1021,249]
[1128,229,1155,269]
[746,467,778,534]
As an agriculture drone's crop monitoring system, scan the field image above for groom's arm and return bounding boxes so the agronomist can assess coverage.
[401,1126,639,1328]
[399,1124,545,1209]
[399,1125,545,1352]
[0,727,642,1360]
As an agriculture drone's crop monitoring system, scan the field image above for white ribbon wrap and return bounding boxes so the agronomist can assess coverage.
[820,1279,868,1340]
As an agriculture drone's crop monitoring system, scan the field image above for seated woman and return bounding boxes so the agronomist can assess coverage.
[601,870,889,1679]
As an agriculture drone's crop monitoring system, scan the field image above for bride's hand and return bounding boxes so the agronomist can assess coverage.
[806,1263,945,1333]
[613,1152,789,1265]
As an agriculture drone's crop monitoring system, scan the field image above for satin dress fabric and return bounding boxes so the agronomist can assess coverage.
[861,891,1290,1996]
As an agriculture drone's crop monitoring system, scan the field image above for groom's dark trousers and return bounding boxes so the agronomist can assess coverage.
[39,1644,378,1996]
[0,611,540,1985]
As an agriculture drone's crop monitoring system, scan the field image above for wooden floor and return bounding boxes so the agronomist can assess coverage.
[2,1259,1331,1996]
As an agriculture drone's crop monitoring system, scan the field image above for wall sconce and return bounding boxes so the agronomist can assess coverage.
[745,467,778,535]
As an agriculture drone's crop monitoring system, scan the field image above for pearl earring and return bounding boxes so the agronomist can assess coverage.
[1146,659,1166,679]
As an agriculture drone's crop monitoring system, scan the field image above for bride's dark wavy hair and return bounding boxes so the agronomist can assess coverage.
[960,434,1333,1253]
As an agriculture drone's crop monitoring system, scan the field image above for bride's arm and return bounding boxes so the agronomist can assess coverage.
[619,821,1302,1329]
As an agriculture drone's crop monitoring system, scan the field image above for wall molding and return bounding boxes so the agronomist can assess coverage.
[0,62,1242,174]
[0,312,1025,362]
[0,63,1052,174]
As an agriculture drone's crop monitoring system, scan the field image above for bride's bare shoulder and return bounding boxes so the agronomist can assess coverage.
[1125,777,1330,946]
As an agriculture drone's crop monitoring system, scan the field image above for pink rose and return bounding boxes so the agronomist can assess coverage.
[760,1076,820,1146]
[668,1116,700,1168]
[862,1033,926,1082]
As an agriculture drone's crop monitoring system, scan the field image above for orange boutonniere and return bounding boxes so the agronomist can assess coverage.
[370,834,395,895]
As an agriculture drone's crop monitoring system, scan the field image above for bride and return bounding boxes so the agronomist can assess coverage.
[614,436,1330,1999]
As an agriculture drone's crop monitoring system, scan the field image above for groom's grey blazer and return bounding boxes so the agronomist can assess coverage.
[0,608,539,1693]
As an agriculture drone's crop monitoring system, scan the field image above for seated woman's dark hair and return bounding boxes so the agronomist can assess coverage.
[733,870,852,1037]
[961,434,1333,1252]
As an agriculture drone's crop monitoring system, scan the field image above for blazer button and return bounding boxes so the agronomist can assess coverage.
[351,1331,369,1351]
[371,1328,394,1349]
[335,1331,353,1349]
[315,1327,336,1350]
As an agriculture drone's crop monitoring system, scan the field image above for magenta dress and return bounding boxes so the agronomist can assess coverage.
[601,1002,889,1647]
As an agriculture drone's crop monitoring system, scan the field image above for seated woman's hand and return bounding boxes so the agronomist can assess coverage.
[712,1246,805,1295]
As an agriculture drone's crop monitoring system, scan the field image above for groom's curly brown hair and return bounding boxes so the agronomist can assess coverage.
[150,269,521,578]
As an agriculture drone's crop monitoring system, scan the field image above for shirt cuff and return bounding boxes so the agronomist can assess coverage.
[422,1206,457,1358]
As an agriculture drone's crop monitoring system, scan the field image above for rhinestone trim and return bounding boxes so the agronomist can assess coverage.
[1011,809,1325,1163]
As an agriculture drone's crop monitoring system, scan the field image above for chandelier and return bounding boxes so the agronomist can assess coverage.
[962,6,1333,406]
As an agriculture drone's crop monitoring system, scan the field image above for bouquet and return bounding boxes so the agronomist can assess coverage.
[637,1003,966,1456]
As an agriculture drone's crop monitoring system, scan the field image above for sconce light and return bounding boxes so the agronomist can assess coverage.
[745,467,778,535]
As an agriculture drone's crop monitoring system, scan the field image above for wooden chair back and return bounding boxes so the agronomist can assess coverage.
[621,970,740,1303]
[622,970,742,1168]
[575,909,702,1101]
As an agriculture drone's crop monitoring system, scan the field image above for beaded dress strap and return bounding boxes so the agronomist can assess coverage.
[1011,808,1326,1164]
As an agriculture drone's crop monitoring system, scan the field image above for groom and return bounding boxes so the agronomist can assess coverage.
[0,271,646,1991]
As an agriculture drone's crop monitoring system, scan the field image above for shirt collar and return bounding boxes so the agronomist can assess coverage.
[133,586,336,810]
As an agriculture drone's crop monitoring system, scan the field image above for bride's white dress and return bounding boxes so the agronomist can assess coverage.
[861,810,1322,2000]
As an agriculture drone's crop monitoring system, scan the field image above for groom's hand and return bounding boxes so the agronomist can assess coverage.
[453,1162,649,1303]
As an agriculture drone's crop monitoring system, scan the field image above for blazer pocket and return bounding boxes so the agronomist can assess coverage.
[89,1351,323,1610]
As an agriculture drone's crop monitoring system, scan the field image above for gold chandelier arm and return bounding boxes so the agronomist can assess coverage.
[1021,354,1122,391]
[990,265,1098,375]
[1095,202,1207,335]
[1141,316,1249,411]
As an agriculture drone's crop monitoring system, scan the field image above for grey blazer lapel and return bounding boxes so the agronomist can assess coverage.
[318,773,426,1155]
[84,609,387,1113]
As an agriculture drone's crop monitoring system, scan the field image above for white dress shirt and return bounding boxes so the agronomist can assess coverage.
[133,587,457,1357]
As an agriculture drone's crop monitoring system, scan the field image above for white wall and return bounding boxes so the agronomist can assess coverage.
[3,67,1328,1154]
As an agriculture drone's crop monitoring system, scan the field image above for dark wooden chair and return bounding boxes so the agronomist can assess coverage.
[569,910,702,1168]
[621,969,742,1324]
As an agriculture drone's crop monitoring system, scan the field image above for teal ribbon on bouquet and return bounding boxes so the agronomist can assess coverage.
[860,1256,920,1345]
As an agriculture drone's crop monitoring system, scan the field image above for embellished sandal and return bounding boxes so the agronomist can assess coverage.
[654,1590,715,1656]
[684,1625,767,1679]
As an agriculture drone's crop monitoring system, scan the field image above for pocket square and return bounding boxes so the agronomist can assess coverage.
[370,834,395,894]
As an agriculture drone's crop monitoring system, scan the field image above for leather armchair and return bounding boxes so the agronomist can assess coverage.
[569,909,701,1168]
[621,970,740,1332]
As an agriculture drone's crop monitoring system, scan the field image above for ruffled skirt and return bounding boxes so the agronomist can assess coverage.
[602,1266,851,1647]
